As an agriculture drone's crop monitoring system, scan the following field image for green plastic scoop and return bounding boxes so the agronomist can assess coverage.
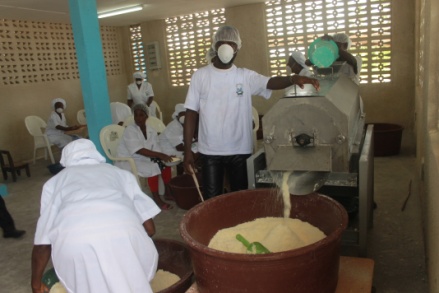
[236,234,271,254]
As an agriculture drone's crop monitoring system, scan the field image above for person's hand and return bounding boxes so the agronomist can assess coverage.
[183,151,195,175]
[159,154,172,163]
[292,75,320,91]
[32,282,48,293]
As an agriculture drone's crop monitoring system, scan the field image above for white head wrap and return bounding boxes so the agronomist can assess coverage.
[133,71,146,79]
[332,33,352,50]
[51,98,66,109]
[172,103,186,120]
[212,25,242,50]
[60,139,106,167]
[290,51,307,69]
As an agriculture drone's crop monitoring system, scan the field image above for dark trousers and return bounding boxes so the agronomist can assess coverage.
[0,196,16,234]
[201,154,251,199]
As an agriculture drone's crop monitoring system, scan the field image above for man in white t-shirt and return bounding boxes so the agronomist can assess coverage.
[183,25,320,199]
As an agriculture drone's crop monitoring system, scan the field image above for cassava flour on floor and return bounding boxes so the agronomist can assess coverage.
[208,217,326,254]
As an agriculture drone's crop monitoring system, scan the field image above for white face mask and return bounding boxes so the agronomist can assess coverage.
[286,66,292,75]
[178,116,185,124]
[136,80,142,85]
[56,108,64,114]
[217,44,235,64]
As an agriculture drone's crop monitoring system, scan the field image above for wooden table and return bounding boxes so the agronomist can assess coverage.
[186,256,374,293]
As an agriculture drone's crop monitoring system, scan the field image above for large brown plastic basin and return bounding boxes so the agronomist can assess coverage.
[180,189,348,293]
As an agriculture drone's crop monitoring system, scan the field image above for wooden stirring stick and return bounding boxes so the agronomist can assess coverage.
[189,165,204,202]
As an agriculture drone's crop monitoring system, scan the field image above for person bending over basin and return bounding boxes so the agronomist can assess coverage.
[31,139,161,293]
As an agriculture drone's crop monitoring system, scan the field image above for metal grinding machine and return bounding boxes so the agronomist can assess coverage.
[247,62,374,256]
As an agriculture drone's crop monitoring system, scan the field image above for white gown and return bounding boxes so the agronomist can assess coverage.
[158,119,184,157]
[116,124,162,177]
[34,160,161,293]
[45,111,73,148]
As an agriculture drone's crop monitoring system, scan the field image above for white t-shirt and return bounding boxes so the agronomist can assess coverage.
[184,64,271,155]
[127,82,154,106]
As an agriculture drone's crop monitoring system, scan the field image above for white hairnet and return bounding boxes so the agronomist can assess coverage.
[205,47,216,64]
[212,25,242,50]
[60,139,106,167]
[290,51,307,69]
[172,103,186,120]
[51,98,66,109]
[332,33,352,50]
[132,103,149,115]
[133,71,146,79]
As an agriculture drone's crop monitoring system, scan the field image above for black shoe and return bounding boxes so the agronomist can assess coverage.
[4,230,26,239]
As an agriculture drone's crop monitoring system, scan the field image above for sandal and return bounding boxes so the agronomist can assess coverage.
[160,203,173,210]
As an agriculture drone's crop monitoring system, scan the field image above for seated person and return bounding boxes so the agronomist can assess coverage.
[110,102,132,126]
[159,104,201,175]
[116,103,174,210]
[45,98,82,149]
[159,103,186,158]
[31,139,160,293]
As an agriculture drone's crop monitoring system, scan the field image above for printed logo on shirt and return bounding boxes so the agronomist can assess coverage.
[236,83,243,96]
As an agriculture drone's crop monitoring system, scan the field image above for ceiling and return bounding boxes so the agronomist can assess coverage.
[0,0,266,27]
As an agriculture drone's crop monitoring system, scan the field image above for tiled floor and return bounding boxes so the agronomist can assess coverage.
[0,151,428,292]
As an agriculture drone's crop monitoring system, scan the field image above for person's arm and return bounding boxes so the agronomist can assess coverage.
[142,219,156,236]
[136,148,173,162]
[183,109,198,174]
[127,86,133,108]
[337,50,358,74]
[31,244,51,293]
[55,125,80,131]
[267,75,320,91]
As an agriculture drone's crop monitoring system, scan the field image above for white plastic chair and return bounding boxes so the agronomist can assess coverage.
[100,125,140,185]
[150,100,163,121]
[77,109,87,125]
[252,107,260,153]
[100,124,165,193]
[147,116,166,134]
[110,102,132,125]
[24,116,55,164]
[123,115,166,134]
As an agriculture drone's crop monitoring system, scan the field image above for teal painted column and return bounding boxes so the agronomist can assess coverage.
[68,0,112,159]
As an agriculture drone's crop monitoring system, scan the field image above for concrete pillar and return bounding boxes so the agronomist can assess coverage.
[68,0,112,158]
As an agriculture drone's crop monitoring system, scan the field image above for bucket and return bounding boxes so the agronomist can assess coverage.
[153,238,194,293]
[180,189,348,293]
[308,38,339,68]
[371,123,404,156]
[168,173,203,210]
